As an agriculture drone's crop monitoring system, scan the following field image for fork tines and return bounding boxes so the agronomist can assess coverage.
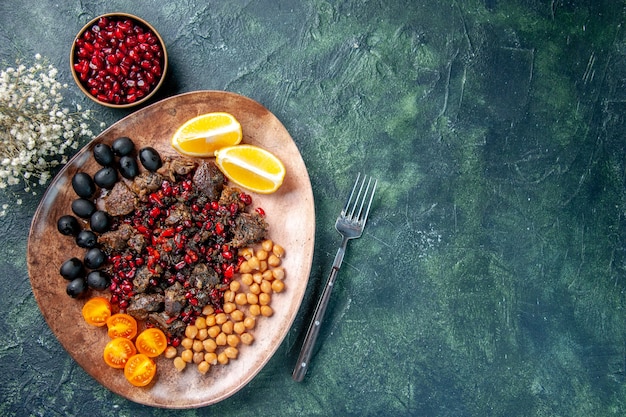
[343,173,377,224]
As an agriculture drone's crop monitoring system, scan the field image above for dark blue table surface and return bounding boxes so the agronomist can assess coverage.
[1,1,626,416]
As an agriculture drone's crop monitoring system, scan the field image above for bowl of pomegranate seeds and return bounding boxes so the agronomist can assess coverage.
[71,13,168,108]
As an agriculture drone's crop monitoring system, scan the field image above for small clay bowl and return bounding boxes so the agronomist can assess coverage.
[70,13,168,109]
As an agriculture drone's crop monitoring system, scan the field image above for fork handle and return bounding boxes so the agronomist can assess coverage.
[292,239,348,382]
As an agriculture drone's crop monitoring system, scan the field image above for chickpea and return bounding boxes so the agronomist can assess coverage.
[260,305,274,317]
[173,356,187,371]
[249,304,261,316]
[192,340,204,352]
[272,244,285,258]
[235,292,248,306]
[223,290,235,303]
[230,309,244,322]
[223,302,236,314]
[233,321,246,335]
[195,316,207,330]
[259,292,271,306]
[202,305,214,316]
[230,280,241,292]
[259,260,268,272]
[241,273,253,286]
[217,352,229,365]
[215,332,227,346]
[272,267,285,280]
[222,320,234,335]
[205,314,216,326]
[262,269,274,281]
[196,328,208,341]
[215,313,228,325]
[227,334,240,347]
[181,349,193,363]
[239,261,252,273]
[249,283,261,295]
[164,345,178,359]
[271,279,285,293]
[253,272,263,284]
[240,247,254,260]
[197,361,210,374]
[181,337,194,350]
[208,325,221,338]
[243,316,256,330]
[224,346,239,359]
[185,325,198,339]
[260,280,272,294]
[256,249,268,261]
[193,351,204,364]
[247,256,260,270]
[246,293,259,305]
[240,332,254,345]
[261,239,274,252]
[204,352,218,365]
[203,339,217,353]
[268,254,281,267]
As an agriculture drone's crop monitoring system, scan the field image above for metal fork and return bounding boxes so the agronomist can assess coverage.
[292,173,377,382]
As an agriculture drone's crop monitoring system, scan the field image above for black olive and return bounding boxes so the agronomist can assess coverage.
[76,230,98,248]
[90,210,110,233]
[84,248,106,269]
[60,257,84,280]
[66,278,87,298]
[112,137,135,156]
[118,155,139,179]
[71,172,96,198]
[57,215,81,236]
[139,147,162,171]
[93,166,118,189]
[71,198,96,219]
[93,143,115,166]
[86,270,110,291]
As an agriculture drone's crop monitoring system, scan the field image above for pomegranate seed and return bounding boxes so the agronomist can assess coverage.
[73,15,164,105]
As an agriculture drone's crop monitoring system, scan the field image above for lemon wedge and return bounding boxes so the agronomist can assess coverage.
[171,112,242,157]
[214,145,286,194]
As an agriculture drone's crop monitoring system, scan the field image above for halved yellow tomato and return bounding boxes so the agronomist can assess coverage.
[103,337,137,369]
[124,353,157,387]
[135,328,167,357]
[106,313,138,340]
[81,297,111,327]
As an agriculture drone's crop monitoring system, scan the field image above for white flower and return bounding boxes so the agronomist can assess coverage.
[0,54,104,215]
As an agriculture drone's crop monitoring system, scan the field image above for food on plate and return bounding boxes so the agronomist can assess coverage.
[171,112,242,157]
[104,337,137,369]
[93,143,115,166]
[82,297,112,327]
[72,172,97,198]
[112,137,135,156]
[57,215,81,236]
[56,128,289,383]
[138,147,163,171]
[107,313,138,340]
[60,257,85,280]
[214,145,285,194]
[86,270,110,291]
[66,276,88,297]
[124,353,157,387]
[135,328,168,357]
[167,240,285,374]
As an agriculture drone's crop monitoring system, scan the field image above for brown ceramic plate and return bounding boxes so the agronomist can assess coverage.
[27,91,315,408]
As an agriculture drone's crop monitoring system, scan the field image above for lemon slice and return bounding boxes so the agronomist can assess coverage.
[171,112,242,157]
[214,145,286,194]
